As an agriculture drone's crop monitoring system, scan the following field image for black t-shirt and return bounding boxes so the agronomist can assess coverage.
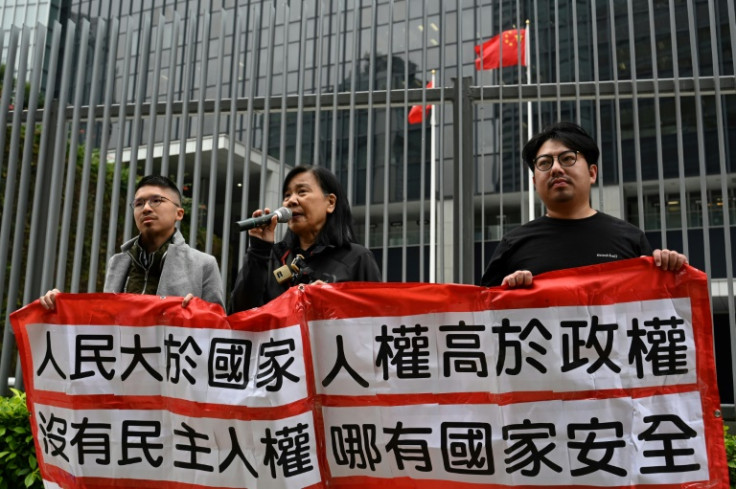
[480,212,653,286]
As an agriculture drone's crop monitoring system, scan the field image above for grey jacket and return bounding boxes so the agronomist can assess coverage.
[104,230,225,309]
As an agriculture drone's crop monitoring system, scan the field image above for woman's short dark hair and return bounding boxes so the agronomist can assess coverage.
[282,165,356,248]
[522,121,600,171]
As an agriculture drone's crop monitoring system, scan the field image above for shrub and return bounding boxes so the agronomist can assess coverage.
[0,389,42,489]
[726,425,736,488]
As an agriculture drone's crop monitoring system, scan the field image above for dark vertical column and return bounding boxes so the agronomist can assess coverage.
[452,76,474,284]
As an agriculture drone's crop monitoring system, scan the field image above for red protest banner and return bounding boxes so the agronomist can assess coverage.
[11,257,728,489]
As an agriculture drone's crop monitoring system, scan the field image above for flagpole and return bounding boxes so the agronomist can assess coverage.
[429,70,437,283]
[525,22,535,222]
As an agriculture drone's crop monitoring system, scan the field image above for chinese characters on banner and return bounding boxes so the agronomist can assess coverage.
[10,258,728,489]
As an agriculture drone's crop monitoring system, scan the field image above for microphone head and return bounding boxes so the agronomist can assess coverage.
[275,207,292,223]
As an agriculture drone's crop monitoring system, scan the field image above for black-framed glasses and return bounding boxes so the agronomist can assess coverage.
[533,150,579,171]
[130,195,181,210]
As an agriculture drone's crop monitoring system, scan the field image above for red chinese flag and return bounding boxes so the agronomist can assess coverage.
[475,28,527,70]
[408,80,433,125]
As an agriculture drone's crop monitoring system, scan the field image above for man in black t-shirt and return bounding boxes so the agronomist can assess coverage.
[480,122,687,288]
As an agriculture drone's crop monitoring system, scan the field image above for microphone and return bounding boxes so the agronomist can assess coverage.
[236,207,292,231]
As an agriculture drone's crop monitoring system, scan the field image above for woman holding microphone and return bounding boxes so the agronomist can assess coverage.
[228,165,381,313]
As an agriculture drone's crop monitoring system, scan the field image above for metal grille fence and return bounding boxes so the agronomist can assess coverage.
[0,0,734,410]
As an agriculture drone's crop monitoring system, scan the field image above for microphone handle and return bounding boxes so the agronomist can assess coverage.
[236,208,290,231]
[236,214,272,231]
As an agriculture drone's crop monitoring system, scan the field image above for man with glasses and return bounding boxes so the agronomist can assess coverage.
[40,175,224,309]
[480,121,687,287]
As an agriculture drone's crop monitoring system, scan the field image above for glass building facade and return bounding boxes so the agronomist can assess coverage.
[56,0,735,274]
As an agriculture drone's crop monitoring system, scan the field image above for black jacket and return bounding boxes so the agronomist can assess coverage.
[228,236,381,313]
